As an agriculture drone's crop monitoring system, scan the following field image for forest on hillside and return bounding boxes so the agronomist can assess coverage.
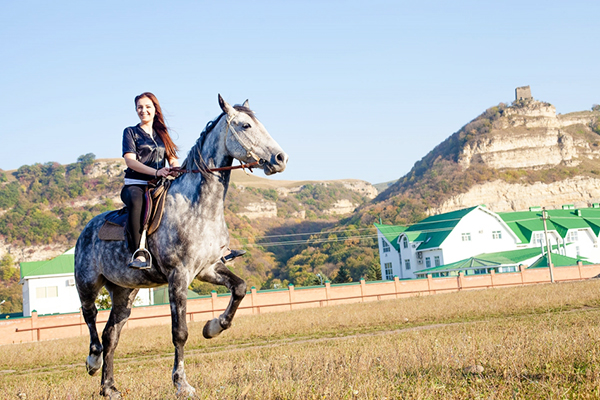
[0,155,381,312]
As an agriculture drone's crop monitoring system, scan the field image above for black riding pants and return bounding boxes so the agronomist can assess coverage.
[120,184,146,250]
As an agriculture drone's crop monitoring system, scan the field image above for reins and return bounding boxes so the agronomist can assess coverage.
[171,160,261,175]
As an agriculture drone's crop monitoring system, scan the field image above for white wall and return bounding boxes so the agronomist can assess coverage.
[23,274,153,317]
[377,232,402,280]
[440,209,520,264]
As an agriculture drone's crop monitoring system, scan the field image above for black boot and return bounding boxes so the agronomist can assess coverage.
[221,249,247,263]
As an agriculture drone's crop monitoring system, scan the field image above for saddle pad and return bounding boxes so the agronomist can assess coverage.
[98,221,125,241]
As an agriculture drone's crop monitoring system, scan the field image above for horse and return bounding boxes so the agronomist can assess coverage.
[74,95,288,398]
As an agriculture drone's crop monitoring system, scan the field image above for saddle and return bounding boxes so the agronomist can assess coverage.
[98,180,172,244]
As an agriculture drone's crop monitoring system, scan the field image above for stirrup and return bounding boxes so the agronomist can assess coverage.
[129,229,152,269]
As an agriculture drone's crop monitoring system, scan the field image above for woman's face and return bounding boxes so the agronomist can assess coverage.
[136,96,156,125]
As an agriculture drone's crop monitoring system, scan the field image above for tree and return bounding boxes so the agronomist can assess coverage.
[0,254,16,281]
[333,265,352,283]
[365,263,382,281]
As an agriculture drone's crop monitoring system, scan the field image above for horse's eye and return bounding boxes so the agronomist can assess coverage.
[242,123,251,130]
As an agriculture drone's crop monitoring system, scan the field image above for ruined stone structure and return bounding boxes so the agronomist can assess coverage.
[515,85,532,101]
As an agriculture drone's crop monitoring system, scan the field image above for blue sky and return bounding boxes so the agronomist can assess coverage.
[1,1,599,184]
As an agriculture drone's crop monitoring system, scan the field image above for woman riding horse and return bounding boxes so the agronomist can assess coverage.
[121,92,244,269]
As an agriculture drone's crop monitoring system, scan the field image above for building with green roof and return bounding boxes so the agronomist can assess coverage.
[20,248,152,316]
[376,205,600,280]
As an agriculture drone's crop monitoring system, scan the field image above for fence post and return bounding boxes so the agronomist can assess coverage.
[288,283,295,311]
[210,290,218,318]
[251,286,258,314]
[325,280,331,306]
[490,269,495,288]
[577,261,583,279]
[31,310,39,342]
[519,264,526,285]
[427,274,434,295]
[360,278,366,302]
[458,272,464,291]
[393,275,400,298]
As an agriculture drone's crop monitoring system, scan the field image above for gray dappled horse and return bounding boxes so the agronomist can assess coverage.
[74,95,288,398]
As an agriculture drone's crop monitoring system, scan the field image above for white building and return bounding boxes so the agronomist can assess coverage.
[20,248,152,316]
[375,205,600,280]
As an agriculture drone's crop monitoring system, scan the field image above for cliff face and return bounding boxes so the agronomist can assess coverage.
[458,102,600,170]
[429,100,600,214]
[431,176,600,214]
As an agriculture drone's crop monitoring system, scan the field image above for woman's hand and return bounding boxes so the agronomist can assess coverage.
[155,167,171,178]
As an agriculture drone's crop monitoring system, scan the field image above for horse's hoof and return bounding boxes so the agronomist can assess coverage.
[176,383,196,398]
[202,318,223,339]
[100,385,122,399]
[86,354,103,376]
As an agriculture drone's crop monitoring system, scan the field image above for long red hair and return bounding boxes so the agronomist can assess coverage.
[134,92,178,160]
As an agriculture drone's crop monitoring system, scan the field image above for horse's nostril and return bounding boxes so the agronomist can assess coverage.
[275,152,288,166]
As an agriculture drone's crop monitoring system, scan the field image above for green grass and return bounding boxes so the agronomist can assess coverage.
[2,279,600,399]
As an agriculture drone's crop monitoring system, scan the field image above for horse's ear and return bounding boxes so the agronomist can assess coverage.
[242,99,249,108]
[218,94,235,115]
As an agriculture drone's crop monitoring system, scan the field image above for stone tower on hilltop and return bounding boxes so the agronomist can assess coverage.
[515,85,532,101]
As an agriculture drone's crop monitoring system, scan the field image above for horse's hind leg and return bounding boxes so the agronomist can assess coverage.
[77,277,106,376]
[99,283,139,399]
[201,262,246,339]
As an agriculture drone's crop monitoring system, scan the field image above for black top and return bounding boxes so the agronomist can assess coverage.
[122,125,166,181]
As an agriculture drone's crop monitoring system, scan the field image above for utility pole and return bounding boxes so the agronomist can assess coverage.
[541,208,555,283]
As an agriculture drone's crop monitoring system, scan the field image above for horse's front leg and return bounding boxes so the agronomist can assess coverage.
[201,262,246,339]
[168,269,196,397]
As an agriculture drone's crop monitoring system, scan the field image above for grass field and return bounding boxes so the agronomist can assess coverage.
[2,279,600,399]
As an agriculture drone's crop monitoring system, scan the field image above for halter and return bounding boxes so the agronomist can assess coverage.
[225,111,261,163]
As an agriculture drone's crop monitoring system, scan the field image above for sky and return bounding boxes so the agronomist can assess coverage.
[1,1,599,184]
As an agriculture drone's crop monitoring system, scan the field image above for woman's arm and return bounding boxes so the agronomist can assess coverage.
[124,153,170,178]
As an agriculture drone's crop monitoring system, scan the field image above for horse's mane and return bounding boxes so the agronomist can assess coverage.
[180,105,257,179]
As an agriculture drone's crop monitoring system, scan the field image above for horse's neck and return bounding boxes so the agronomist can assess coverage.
[172,118,233,208]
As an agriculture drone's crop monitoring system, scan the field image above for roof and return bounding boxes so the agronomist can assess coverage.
[529,253,592,269]
[406,206,480,250]
[374,223,407,251]
[152,286,202,304]
[415,247,544,276]
[497,208,600,243]
[20,248,75,279]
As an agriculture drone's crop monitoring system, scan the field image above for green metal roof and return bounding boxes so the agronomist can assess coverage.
[374,223,407,251]
[20,248,75,279]
[529,253,592,269]
[405,206,480,250]
[152,286,202,304]
[415,247,544,276]
[497,208,600,242]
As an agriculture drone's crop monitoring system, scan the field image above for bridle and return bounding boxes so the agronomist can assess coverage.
[170,111,264,176]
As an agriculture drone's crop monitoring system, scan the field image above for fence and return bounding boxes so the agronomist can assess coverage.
[1,261,598,345]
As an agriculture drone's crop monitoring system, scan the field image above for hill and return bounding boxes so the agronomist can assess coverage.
[350,98,600,227]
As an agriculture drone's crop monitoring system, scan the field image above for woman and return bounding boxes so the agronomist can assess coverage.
[121,92,179,269]
[121,92,245,269]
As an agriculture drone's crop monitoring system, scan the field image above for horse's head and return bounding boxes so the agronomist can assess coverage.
[218,94,288,176]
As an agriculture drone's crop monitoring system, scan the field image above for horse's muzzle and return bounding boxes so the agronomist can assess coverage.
[264,151,288,175]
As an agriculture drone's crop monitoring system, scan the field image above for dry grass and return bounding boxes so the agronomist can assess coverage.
[2,280,600,399]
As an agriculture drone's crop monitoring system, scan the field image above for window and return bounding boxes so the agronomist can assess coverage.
[492,230,502,239]
[384,262,393,280]
[404,259,411,270]
[434,256,441,267]
[566,231,578,243]
[425,257,431,268]
[381,238,390,253]
[461,233,471,242]
[36,286,58,299]
[534,233,545,246]
[403,237,408,249]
